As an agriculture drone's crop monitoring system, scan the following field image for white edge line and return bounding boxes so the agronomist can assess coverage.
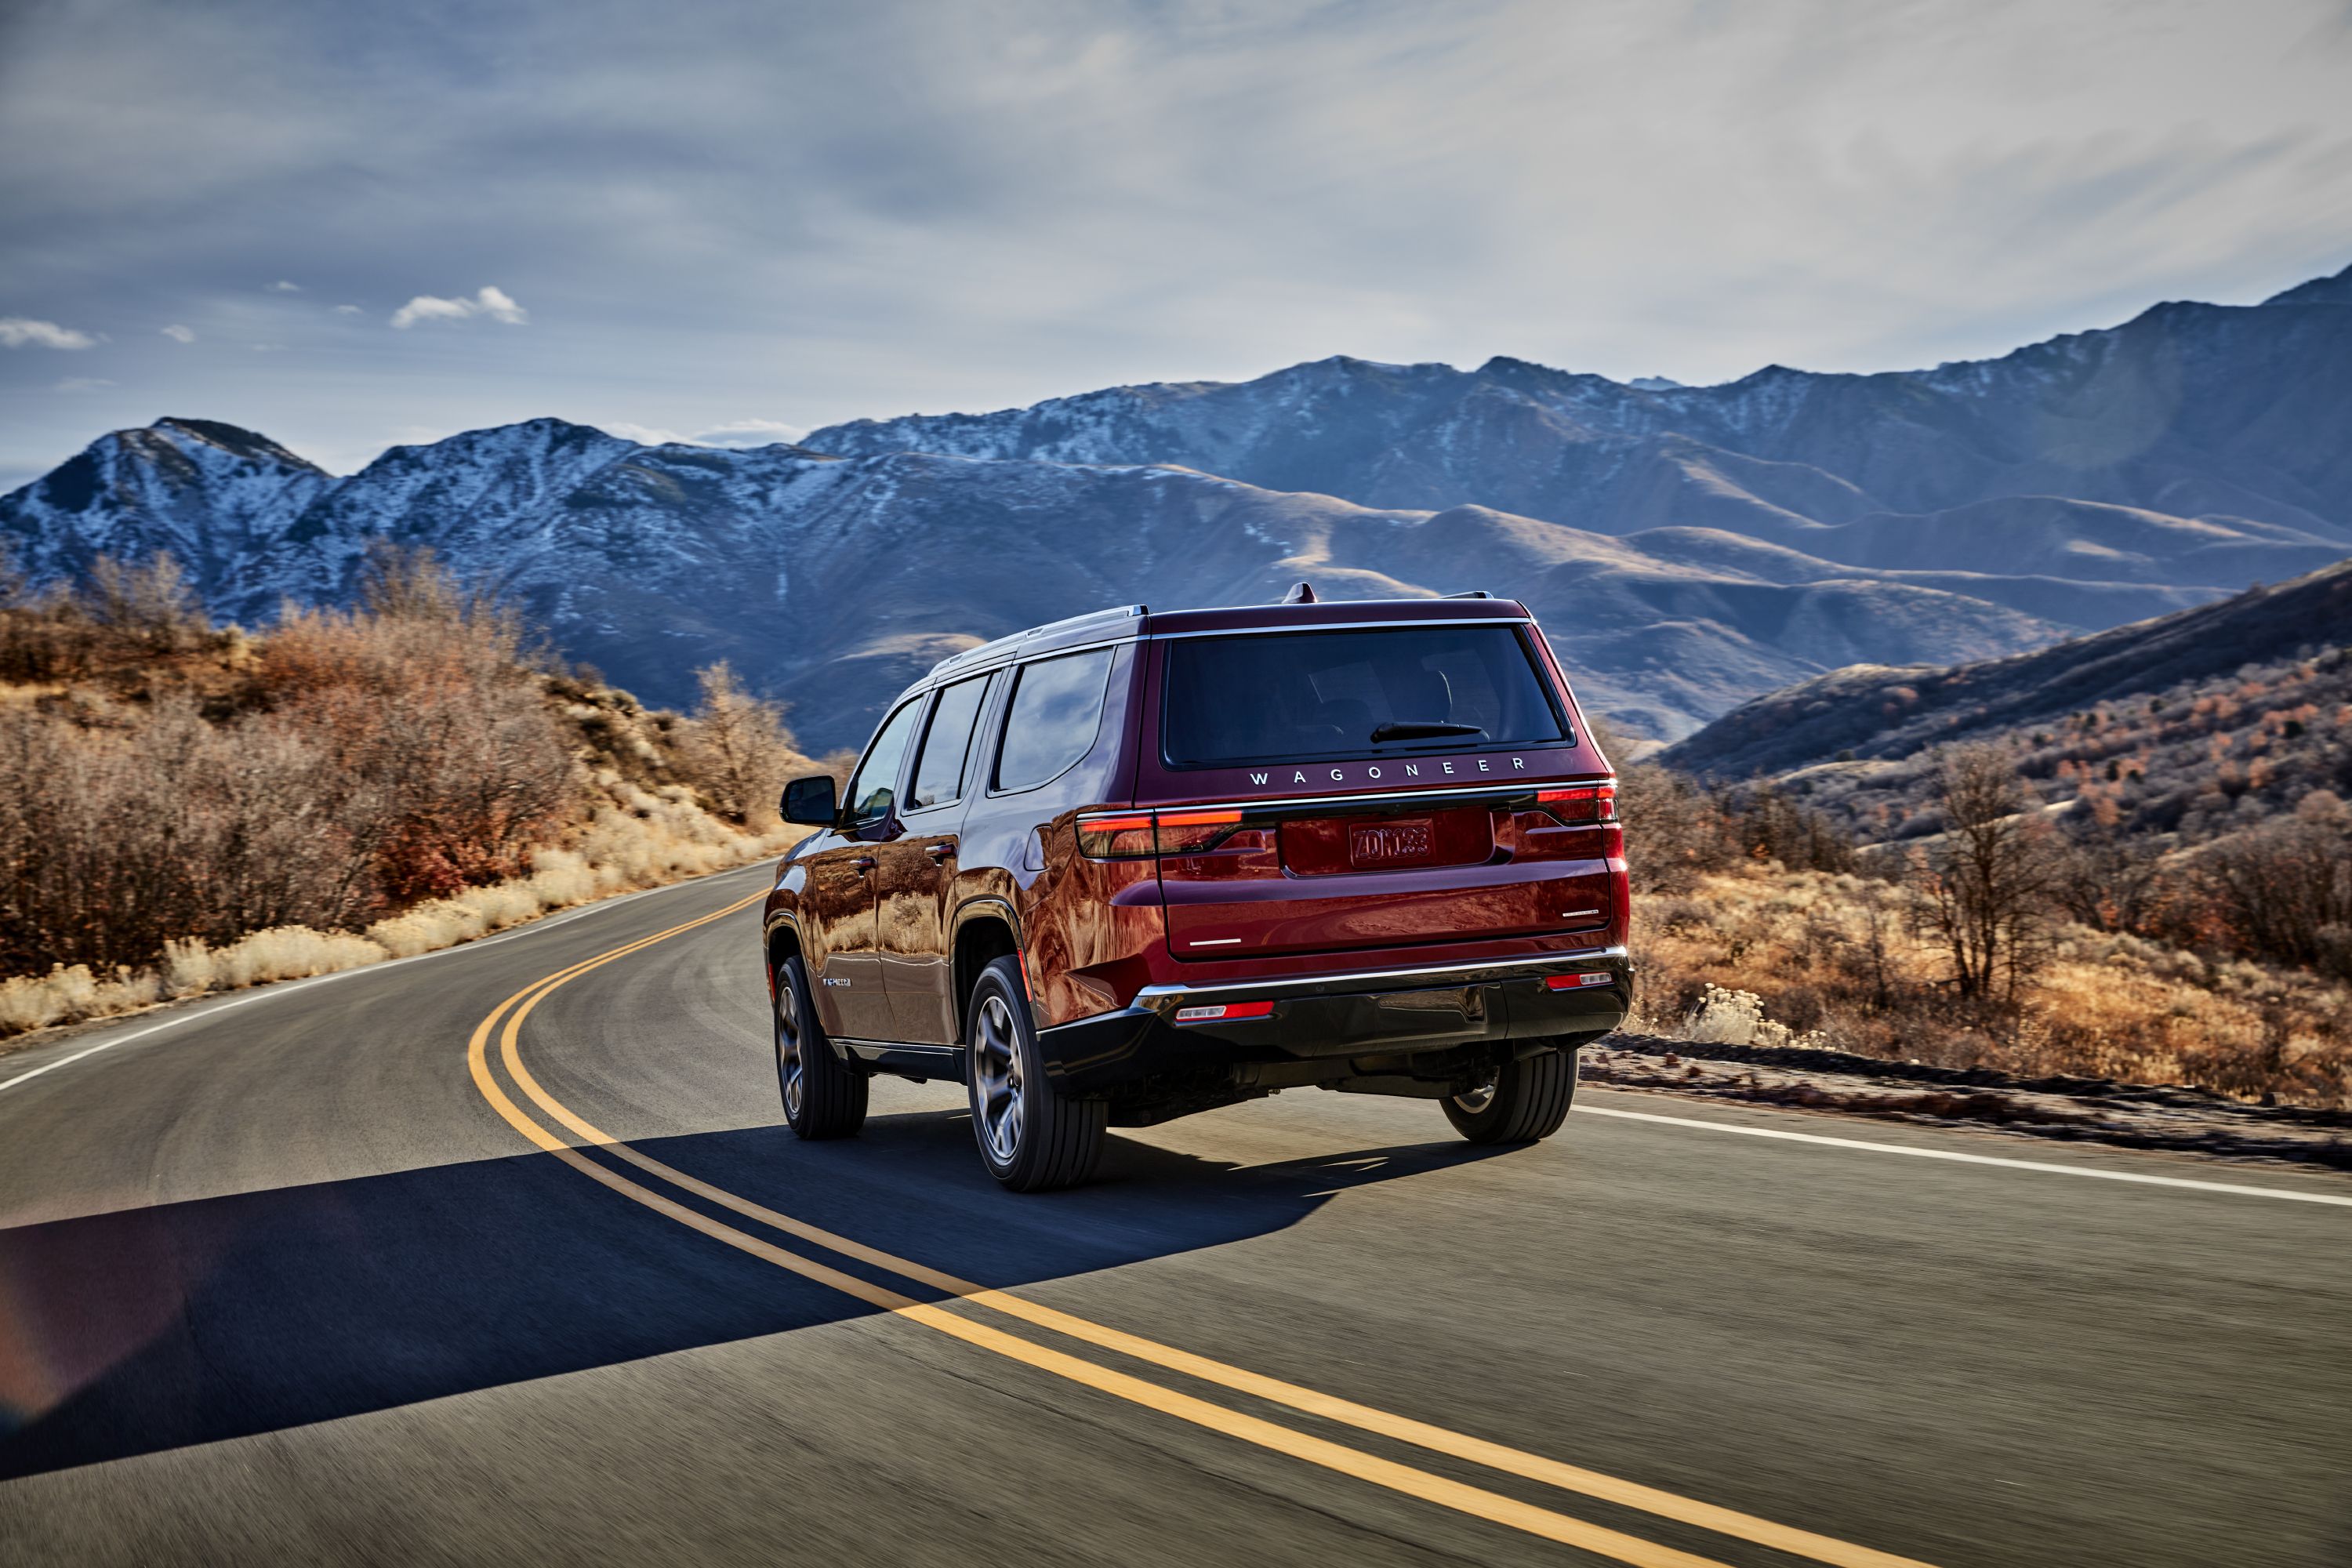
[1573,1103,2352,1209]
[0,861,775,1099]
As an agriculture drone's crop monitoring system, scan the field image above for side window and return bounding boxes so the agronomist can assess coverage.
[844,699,925,825]
[994,649,1112,793]
[907,674,991,811]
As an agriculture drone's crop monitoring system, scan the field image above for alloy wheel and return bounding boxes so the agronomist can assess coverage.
[775,976,806,1121]
[973,993,1025,1163]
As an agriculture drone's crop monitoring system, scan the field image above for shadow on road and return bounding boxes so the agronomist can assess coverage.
[0,1111,1514,1479]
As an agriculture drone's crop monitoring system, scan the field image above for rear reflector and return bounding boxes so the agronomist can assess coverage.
[1174,1000,1276,1024]
[1545,973,1614,990]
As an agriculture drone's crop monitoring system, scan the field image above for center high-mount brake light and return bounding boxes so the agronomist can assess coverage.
[1076,808,1246,858]
[1174,1000,1276,1024]
[1534,781,1617,825]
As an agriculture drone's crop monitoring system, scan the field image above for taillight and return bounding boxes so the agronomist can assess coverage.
[1074,811,1156,858]
[1535,781,1617,825]
[1174,1000,1275,1024]
[1155,808,1243,854]
[1076,808,1246,858]
[1545,973,1614,991]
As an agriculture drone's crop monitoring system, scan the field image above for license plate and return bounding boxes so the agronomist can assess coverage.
[1349,818,1435,868]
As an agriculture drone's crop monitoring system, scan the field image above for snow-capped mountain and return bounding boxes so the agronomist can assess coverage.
[5,261,2348,750]
[2,419,337,596]
[810,263,2352,552]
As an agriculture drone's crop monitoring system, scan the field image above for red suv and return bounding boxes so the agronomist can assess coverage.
[766,590,1629,1190]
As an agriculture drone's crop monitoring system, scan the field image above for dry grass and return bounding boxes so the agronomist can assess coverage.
[1632,868,2352,1108]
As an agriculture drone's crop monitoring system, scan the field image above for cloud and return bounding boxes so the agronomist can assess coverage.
[55,376,115,392]
[160,323,196,343]
[267,279,300,292]
[597,419,808,448]
[691,419,808,447]
[332,303,363,315]
[0,317,97,350]
[389,285,528,329]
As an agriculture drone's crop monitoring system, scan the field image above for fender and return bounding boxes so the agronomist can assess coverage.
[947,894,1025,953]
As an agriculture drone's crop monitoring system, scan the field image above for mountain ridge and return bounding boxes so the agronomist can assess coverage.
[5,415,2117,747]
[7,260,2350,751]
[807,284,2352,547]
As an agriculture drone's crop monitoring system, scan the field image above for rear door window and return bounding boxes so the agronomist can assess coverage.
[1162,625,1566,768]
[993,649,1112,792]
[906,674,992,811]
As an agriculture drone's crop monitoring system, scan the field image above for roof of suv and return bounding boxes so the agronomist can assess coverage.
[925,594,1534,684]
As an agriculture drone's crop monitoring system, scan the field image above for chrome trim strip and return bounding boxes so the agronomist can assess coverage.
[833,1037,962,1058]
[1132,946,1629,1003]
[1100,781,1599,817]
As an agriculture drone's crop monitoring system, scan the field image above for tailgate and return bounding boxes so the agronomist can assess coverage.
[1152,786,1616,960]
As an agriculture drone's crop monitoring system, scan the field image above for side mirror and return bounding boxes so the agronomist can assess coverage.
[781,774,838,828]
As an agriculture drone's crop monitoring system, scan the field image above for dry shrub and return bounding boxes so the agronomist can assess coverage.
[262,548,575,901]
[0,695,383,974]
[0,550,220,685]
[0,544,808,1044]
[1633,867,2352,1107]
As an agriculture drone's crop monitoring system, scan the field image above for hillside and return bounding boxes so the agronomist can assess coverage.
[0,553,812,1038]
[1661,557,2352,783]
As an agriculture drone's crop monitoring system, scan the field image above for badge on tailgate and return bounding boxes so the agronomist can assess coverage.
[1348,818,1436,868]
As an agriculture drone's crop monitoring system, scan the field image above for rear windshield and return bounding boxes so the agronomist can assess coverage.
[1161,625,1567,769]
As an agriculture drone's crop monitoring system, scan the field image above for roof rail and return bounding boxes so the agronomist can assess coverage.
[927,604,1148,678]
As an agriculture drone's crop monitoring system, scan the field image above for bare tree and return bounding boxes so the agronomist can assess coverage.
[89,552,207,656]
[2050,824,2168,934]
[1911,743,2053,1002]
[677,661,803,826]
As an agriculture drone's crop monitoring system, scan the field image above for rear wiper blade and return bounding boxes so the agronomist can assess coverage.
[1369,720,1486,742]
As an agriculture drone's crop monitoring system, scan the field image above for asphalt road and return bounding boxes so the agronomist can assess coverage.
[2,863,2347,1567]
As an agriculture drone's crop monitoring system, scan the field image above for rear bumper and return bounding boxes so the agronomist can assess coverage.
[1034,947,1631,1093]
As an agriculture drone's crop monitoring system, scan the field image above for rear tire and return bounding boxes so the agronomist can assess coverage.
[775,954,866,1139]
[1443,1044,1578,1144]
[966,956,1105,1192]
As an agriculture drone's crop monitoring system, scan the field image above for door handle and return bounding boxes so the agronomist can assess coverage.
[850,855,877,872]
[925,842,954,861]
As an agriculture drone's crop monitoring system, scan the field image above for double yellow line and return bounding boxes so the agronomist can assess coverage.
[466,892,1938,1568]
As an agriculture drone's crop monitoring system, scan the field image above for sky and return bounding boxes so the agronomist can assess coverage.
[3,0,2350,492]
